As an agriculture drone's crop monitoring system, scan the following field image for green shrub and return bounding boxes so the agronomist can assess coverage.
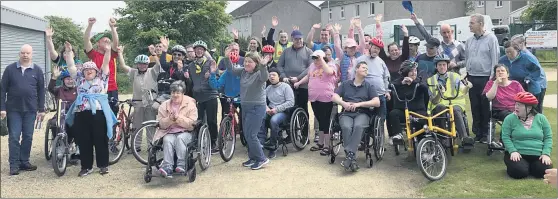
[116,69,132,94]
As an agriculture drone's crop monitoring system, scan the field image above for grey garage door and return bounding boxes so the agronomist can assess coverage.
[1,23,47,83]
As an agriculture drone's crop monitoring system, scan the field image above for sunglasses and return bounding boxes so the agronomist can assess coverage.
[173,53,183,56]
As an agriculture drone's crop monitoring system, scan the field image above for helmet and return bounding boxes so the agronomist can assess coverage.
[60,70,71,79]
[514,92,539,106]
[228,51,240,64]
[434,54,451,64]
[193,40,208,51]
[262,45,275,53]
[171,45,187,55]
[134,54,150,64]
[409,36,420,44]
[81,61,99,73]
[370,38,384,49]
[399,60,418,76]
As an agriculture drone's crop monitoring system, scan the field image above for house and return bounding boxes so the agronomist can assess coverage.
[228,1,321,40]
[471,1,529,25]
[1,5,49,81]
[319,1,467,40]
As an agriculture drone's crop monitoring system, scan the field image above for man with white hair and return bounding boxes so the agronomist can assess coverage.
[1,44,46,175]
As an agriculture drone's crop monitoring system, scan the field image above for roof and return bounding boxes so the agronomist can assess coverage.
[318,1,371,8]
[1,5,46,23]
[1,5,48,31]
[230,1,320,18]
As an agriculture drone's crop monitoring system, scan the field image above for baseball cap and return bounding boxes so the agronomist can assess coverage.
[425,37,441,48]
[311,50,325,58]
[344,38,358,48]
[291,30,303,39]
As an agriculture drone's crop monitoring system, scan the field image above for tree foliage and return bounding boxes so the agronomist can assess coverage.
[521,1,557,22]
[114,1,233,63]
[44,15,86,61]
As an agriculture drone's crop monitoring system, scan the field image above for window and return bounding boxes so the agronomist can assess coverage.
[340,6,345,19]
[496,1,503,8]
[355,4,360,17]
[329,8,332,21]
[491,18,503,25]
[369,2,375,16]
[477,1,484,7]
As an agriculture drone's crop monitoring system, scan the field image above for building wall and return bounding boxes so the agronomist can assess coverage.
[251,1,321,41]
[473,1,511,25]
[229,16,252,38]
[321,1,384,38]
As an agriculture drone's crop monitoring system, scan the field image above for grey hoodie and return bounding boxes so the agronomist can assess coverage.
[458,31,499,77]
[266,82,295,113]
[187,57,218,103]
[277,46,313,89]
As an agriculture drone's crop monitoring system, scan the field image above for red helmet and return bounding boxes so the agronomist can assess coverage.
[370,38,384,49]
[514,92,539,106]
[262,45,275,53]
[228,51,240,64]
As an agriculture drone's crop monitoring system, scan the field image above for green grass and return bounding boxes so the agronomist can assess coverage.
[547,81,556,95]
[535,50,557,68]
[420,107,557,198]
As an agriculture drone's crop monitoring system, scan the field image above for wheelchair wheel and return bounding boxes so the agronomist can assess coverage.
[198,125,212,171]
[131,123,158,165]
[328,116,342,157]
[108,124,126,166]
[416,137,448,181]
[51,136,68,177]
[290,108,309,151]
[373,116,385,161]
[218,116,236,162]
[44,124,55,161]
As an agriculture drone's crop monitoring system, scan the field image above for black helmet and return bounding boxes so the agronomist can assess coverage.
[399,60,418,77]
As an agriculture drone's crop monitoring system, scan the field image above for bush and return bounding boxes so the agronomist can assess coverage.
[116,69,132,94]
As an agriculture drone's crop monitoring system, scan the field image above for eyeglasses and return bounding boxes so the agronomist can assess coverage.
[173,53,183,56]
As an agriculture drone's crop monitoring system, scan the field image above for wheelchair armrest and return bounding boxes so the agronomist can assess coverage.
[194,120,204,131]
[141,120,159,126]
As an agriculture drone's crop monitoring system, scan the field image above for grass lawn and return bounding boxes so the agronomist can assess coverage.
[420,107,557,198]
[546,81,556,95]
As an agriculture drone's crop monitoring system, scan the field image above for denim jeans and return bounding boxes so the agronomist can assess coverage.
[7,111,37,168]
[260,112,288,146]
[242,103,267,162]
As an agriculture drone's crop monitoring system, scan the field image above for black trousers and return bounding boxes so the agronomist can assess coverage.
[295,88,309,114]
[504,152,552,179]
[220,99,242,130]
[492,109,512,122]
[535,88,546,113]
[468,76,490,137]
[311,101,333,134]
[107,90,119,115]
[387,109,427,136]
[198,98,218,145]
[74,111,109,170]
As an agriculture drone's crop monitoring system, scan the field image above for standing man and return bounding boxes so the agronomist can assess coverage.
[306,23,336,59]
[83,17,120,114]
[1,44,45,175]
[458,14,500,143]
[149,42,173,64]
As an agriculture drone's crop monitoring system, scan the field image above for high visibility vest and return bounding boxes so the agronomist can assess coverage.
[274,42,293,63]
[427,72,468,111]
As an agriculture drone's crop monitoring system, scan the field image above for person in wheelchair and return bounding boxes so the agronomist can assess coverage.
[152,81,198,178]
[483,64,525,122]
[502,92,553,179]
[332,61,380,170]
[387,61,429,145]
[261,68,295,158]
[427,54,474,148]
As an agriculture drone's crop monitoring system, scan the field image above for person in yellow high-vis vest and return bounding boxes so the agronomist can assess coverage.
[427,54,475,149]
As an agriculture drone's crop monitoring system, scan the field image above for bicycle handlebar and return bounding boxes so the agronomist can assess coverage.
[390,83,420,103]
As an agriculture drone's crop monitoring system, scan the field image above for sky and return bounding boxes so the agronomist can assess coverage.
[0,1,323,33]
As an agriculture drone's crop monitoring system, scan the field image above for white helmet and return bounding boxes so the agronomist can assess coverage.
[409,36,420,44]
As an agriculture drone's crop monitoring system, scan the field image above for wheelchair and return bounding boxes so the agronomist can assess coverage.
[486,100,506,156]
[142,120,211,183]
[327,105,385,171]
[265,106,310,156]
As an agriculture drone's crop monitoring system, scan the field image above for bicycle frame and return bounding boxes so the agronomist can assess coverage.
[56,100,69,136]
[222,95,240,136]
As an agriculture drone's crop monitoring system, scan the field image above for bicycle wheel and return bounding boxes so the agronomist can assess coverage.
[198,125,211,171]
[44,124,55,160]
[416,137,448,181]
[132,123,158,165]
[218,116,236,162]
[51,136,68,177]
[108,123,126,165]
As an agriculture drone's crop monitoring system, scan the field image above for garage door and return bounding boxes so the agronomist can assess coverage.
[1,24,47,84]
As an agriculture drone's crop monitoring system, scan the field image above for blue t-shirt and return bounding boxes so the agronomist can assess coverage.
[312,42,336,59]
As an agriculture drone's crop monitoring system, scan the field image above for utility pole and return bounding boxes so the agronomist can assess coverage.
[484,1,487,15]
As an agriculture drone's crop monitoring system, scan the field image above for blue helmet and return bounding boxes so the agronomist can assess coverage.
[60,70,71,79]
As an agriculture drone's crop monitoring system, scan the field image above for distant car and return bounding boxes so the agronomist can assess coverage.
[493,25,510,46]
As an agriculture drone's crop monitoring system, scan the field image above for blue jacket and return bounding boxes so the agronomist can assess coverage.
[522,49,547,89]
[499,51,544,94]
[66,93,118,139]
[0,62,45,112]
[209,69,240,98]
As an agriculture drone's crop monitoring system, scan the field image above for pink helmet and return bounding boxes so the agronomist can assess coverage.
[81,61,99,73]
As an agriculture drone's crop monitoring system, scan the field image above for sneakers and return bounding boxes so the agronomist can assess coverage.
[19,163,37,171]
[78,169,93,177]
[242,159,256,167]
[175,167,186,174]
[314,134,320,143]
[268,150,277,159]
[211,147,219,155]
[390,134,403,146]
[159,168,173,178]
[99,167,109,175]
[9,168,20,176]
[343,151,359,172]
[251,158,270,170]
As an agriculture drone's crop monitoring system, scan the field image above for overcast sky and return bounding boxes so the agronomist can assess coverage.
[1,1,323,33]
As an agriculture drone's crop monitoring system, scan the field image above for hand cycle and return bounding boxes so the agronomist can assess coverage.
[50,99,76,176]
[389,81,462,181]
[108,98,142,165]
[217,93,244,162]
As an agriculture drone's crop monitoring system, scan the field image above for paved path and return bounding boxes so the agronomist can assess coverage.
[545,68,556,81]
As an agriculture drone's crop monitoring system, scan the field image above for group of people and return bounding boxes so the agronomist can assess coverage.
[0,12,554,185]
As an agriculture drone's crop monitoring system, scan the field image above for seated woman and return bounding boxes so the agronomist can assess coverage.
[387,61,429,145]
[502,92,552,179]
[152,81,198,178]
[483,64,525,121]
[332,61,380,171]
[427,54,474,148]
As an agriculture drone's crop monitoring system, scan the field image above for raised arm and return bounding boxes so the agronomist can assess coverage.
[401,26,410,60]
[267,16,278,46]
[411,13,432,41]
[45,26,59,61]
[108,17,119,50]
[332,23,344,58]
[259,55,271,81]
[148,45,163,76]
[306,23,320,49]
[83,17,95,53]
[159,36,170,72]
[353,18,367,55]
[375,14,384,39]
[116,46,131,74]
[100,42,112,76]
[48,65,62,96]
[64,42,77,79]
[232,28,246,57]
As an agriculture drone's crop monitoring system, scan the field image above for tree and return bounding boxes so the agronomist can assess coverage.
[521,1,557,22]
[114,1,232,63]
[44,15,86,61]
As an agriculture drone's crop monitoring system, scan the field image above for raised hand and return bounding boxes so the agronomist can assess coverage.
[232,28,239,38]
[312,23,321,29]
[375,14,383,22]
[333,23,342,33]
[261,54,272,65]
[109,17,117,27]
[353,18,362,28]
[210,60,217,73]
[148,45,156,55]
[46,26,54,38]
[410,13,418,23]
[52,65,61,79]
[401,24,409,35]
[160,36,169,49]
[64,41,73,52]
[261,25,267,37]
[177,60,183,70]
[272,16,279,27]
[117,46,125,54]
[88,17,96,25]
[293,25,300,31]
[325,24,333,32]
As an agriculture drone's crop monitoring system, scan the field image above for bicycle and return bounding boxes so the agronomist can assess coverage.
[50,100,77,176]
[108,98,141,165]
[389,81,463,181]
[44,72,57,112]
[217,94,244,162]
